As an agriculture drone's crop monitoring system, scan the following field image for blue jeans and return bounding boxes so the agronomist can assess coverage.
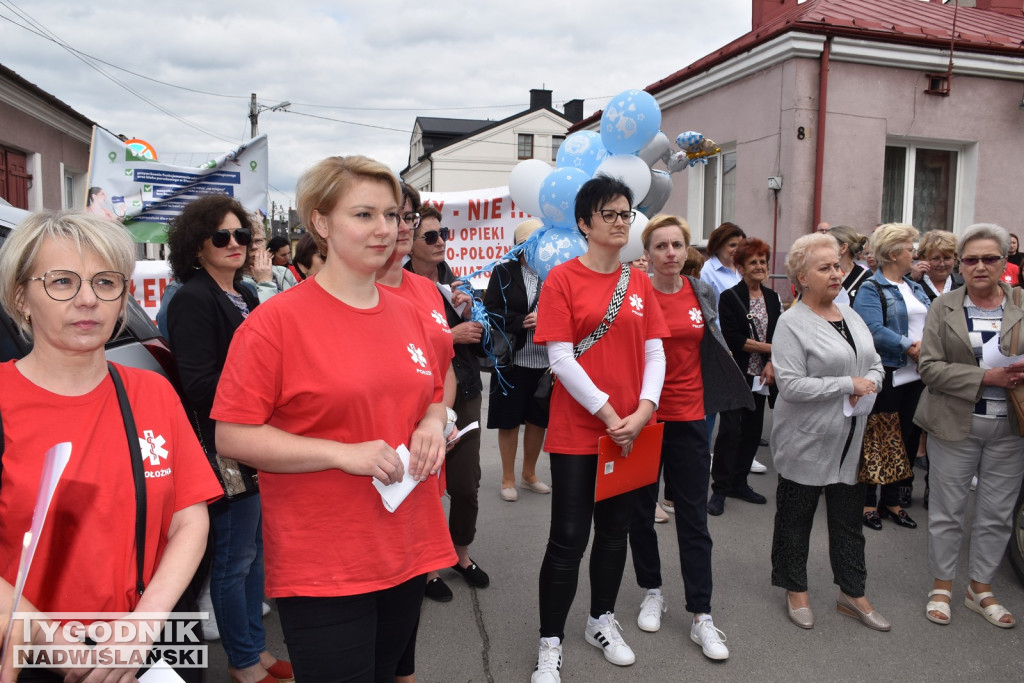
[210,495,266,668]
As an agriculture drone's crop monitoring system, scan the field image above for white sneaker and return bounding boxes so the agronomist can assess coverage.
[970,475,978,491]
[585,612,635,666]
[749,458,767,474]
[262,601,271,617]
[637,590,666,632]
[196,579,220,641]
[690,615,729,660]
[531,636,562,683]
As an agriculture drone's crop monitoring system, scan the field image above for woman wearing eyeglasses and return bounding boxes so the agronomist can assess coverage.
[530,176,668,683]
[915,230,963,302]
[166,196,292,683]
[212,156,454,681]
[915,223,1024,628]
[0,210,221,682]
[852,223,930,530]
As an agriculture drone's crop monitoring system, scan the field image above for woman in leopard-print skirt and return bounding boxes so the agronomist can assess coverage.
[770,234,886,632]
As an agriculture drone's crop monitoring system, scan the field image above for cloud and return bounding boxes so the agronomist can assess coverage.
[0,0,751,209]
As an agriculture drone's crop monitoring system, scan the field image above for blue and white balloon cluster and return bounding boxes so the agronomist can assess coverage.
[508,88,718,269]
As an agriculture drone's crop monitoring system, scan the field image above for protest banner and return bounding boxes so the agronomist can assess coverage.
[87,127,268,244]
[127,260,172,322]
[421,187,536,289]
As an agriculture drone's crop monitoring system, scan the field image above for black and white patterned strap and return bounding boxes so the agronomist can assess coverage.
[575,265,631,358]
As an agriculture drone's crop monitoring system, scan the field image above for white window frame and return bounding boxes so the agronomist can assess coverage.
[883,138,974,234]
[686,146,736,244]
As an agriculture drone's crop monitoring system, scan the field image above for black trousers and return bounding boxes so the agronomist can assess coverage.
[711,375,767,494]
[864,373,924,508]
[277,575,425,682]
[629,420,714,614]
[447,392,482,546]
[538,453,635,640]
[771,476,867,597]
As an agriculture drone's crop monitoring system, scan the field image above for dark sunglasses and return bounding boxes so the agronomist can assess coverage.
[417,227,451,245]
[960,255,1002,267]
[209,228,252,248]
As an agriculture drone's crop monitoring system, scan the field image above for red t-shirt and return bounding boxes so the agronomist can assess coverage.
[1002,262,1019,285]
[381,272,455,375]
[0,362,221,615]
[534,259,670,455]
[653,281,705,421]
[211,279,456,598]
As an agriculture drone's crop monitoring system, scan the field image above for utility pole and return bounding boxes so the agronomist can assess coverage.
[249,93,259,137]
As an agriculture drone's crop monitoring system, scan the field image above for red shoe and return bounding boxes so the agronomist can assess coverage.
[265,660,295,682]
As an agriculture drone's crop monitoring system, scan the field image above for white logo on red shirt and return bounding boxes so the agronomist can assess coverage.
[408,343,427,367]
[139,430,168,466]
[689,307,703,325]
[431,310,451,333]
[629,294,644,310]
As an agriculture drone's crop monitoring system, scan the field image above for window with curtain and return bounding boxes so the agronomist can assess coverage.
[882,144,958,233]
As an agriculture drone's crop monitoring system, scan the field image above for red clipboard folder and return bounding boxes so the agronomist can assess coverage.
[595,422,665,502]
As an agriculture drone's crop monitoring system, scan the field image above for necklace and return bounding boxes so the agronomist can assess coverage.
[828,318,850,342]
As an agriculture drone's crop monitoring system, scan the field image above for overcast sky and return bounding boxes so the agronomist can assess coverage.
[1,0,753,212]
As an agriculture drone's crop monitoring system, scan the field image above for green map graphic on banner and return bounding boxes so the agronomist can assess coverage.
[87,127,269,244]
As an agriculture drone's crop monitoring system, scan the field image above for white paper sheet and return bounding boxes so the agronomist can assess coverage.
[751,376,771,396]
[0,442,72,672]
[892,362,920,387]
[843,392,878,417]
[437,284,468,317]
[982,335,1024,368]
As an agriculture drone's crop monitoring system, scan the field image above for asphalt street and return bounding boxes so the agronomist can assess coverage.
[210,374,1024,681]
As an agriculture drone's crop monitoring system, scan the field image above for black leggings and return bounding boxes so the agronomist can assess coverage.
[277,575,425,682]
[538,453,636,640]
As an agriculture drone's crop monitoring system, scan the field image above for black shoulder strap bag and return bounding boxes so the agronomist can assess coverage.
[108,362,148,597]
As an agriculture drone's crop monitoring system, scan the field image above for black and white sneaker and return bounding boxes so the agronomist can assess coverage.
[531,636,562,682]
[584,612,635,666]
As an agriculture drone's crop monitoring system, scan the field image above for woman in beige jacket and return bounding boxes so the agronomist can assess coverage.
[915,222,1024,629]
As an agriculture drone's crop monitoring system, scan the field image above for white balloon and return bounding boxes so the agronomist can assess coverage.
[620,211,649,264]
[638,132,670,167]
[595,155,652,204]
[508,159,551,217]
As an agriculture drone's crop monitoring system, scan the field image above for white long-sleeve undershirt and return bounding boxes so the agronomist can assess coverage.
[547,338,665,416]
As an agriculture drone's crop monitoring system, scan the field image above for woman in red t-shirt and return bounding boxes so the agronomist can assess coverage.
[530,176,668,682]
[626,215,743,662]
[212,156,455,681]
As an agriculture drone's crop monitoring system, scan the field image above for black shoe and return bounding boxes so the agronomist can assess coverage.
[759,438,770,448]
[726,485,767,505]
[878,505,917,529]
[863,510,883,531]
[425,577,453,602]
[898,486,913,509]
[452,560,490,588]
[707,493,725,516]
[923,485,930,510]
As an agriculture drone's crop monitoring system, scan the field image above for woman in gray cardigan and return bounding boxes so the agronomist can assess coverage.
[770,234,886,631]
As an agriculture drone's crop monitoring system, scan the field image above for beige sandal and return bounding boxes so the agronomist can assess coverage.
[965,586,1015,628]
[925,589,952,625]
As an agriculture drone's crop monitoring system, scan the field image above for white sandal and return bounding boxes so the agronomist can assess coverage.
[925,589,952,625]
[965,586,1015,629]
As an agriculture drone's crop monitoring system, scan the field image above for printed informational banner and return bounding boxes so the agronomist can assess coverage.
[128,259,173,322]
[421,187,536,290]
[87,127,268,244]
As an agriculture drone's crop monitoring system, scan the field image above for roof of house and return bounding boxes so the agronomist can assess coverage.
[0,63,95,128]
[408,106,571,169]
[574,0,1024,130]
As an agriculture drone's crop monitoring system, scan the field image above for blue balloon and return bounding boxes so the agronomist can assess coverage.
[676,131,704,150]
[525,226,588,281]
[601,89,662,155]
[538,167,590,229]
[555,131,608,177]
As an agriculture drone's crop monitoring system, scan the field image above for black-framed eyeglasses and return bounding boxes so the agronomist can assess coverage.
[417,227,451,245]
[400,212,421,228]
[209,228,252,248]
[28,270,128,302]
[960,255,1003,266]
[593,210,636,225]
